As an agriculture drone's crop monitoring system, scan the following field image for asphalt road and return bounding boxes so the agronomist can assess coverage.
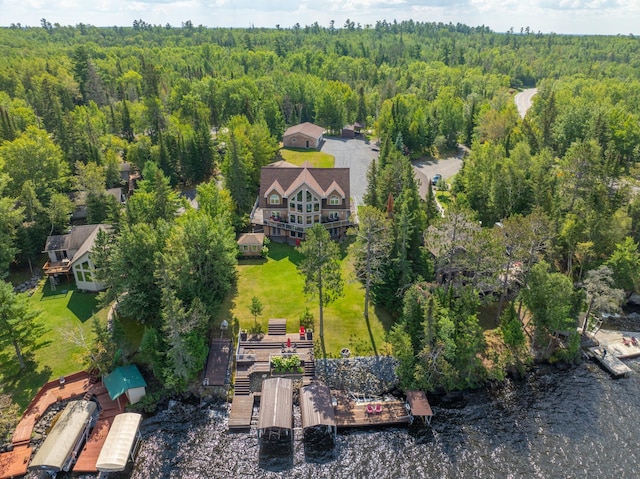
[514,88,538,118]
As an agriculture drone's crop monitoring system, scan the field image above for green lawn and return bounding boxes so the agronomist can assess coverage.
[279,148,335,168]
[0,279,109,409]
[223,241,393,357]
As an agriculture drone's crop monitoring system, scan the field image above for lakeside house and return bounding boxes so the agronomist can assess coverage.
[250,163,353,244]
[282,122,325,149]
[42,224,111,292]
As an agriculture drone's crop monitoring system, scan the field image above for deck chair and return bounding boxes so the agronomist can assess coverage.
[366,404,374,415]
[375,403,382,414]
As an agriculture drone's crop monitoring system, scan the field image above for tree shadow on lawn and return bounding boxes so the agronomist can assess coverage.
[66,290,100,323]
[39,281,99,323]
[0,356,53,410]
[266,242,304,265]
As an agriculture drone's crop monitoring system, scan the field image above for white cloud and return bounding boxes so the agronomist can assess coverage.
[1,0,640,33]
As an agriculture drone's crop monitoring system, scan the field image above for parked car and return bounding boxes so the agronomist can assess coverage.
[432,174,442,186]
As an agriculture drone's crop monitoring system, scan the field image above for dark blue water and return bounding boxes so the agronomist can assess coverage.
[129,359,640,479]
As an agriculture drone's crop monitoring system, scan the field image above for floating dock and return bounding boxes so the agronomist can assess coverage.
[587,347,632,378]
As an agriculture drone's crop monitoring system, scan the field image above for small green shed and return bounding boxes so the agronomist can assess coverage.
[104,365,147,406]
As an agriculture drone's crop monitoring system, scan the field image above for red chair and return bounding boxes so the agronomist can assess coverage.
[366,404,374,415]
[300,326,306,340]
[375,403,382,414]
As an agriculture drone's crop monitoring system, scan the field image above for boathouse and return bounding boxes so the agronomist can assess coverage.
[95,413,143,473]
[29,400,98,473]
[300,381,337,439]
[257,377,293,441]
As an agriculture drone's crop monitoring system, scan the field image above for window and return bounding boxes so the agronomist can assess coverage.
[289,214,295,223]
[306,191,312,202]
[306,204,312,213]
[269,194,280,205]
[297,215,303,224]
[306,216,312,225]
[314,215,320,223]
[329,212,339,220]
[313,203,319,212]
[297,204,303,212]
[243,245,249,252]
[251,245,258,252]
[273,227,282,236]
[330,195,340,205]
[297,191,303,201]
[291,137,297,143]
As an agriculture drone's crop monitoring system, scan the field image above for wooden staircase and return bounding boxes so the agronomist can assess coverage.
[268,318,287,335]
[234,376,251,395]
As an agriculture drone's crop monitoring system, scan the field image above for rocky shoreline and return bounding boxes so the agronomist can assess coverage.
[314,356,399,396]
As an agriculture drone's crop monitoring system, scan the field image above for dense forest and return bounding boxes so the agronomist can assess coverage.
[2,20,640,397]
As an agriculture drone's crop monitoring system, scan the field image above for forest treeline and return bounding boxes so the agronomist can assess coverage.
[2,20,640,393]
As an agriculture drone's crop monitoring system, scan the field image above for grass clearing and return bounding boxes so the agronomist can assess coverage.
[0,279,109,410]
[224,241,393,357]
[279,148,335,168]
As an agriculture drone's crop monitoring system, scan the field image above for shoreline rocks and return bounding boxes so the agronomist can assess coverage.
[314,356,399,396]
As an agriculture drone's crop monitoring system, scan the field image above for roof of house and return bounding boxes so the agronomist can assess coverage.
[265,160,299,168]
[283,122,325,139]
[257,377,293,431]
[260,166,350,204]
[103,366,147,401]
[300,381,336,430]
[237,232,265,246]
[43,224,110,257]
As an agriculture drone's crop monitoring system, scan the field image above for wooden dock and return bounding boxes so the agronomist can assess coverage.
[0,371,132,479]
[204,338,232,386]
[587,347,632,378]
[332,391,410,428]
[228,394,255,430]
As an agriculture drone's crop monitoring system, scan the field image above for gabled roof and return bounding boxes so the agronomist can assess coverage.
[300,381,336,430]
[69,224,111,266]
[264,179,285,198]
[283,168,325,198]
[44,224,110,261]
[283,122,325,139]
[259,166,350,205]
[257,377,293,431]
[104,366,147,401]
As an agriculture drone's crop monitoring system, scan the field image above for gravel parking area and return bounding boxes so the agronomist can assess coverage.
[321,136,378,205]
[321,137,466,203]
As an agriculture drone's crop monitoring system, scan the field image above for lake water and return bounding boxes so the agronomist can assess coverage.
[123,358,640,479]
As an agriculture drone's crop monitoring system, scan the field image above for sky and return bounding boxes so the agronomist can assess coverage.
[1,0,640,36]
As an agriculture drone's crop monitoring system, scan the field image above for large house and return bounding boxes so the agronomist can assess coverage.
[43,224,110,292]
[251,162,353,243]
[282,122,325,149]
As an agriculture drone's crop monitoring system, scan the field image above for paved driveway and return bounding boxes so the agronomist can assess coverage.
[321,137,378,205]
[412,146,466,198]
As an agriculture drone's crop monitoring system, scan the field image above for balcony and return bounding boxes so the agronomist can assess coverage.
[43,259,72,275]
[263,216,352,233]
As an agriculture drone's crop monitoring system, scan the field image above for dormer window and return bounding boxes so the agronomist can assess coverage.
[329,195,340,205]
[269,194,280,205]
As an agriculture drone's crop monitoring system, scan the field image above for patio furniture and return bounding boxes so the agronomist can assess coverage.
[366,404,374,415]
[299,326,306,339]
[375,403,382,414]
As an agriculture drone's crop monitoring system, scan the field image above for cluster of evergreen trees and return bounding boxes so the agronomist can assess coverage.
[2,21,640,392]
